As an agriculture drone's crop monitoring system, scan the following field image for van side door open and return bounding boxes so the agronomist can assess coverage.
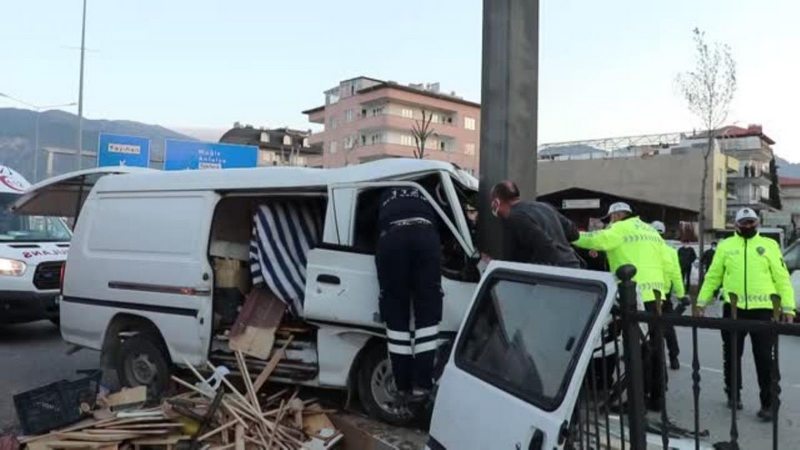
[303,179,474,329]
[428,262,616,450]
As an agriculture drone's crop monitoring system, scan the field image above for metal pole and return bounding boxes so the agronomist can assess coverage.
[33,110,41,182]
[77,0,87,170]
[477,0,539,257]
[617,264,647,450]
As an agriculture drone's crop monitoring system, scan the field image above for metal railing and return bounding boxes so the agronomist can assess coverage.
[609,265,800,449]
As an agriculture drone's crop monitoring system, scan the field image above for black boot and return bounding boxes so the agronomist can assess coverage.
[757,407,774,422]
[727,396,743,410]
[670,356,680,371]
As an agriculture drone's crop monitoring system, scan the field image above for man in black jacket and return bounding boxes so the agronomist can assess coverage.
[678,241,697,291]
[490,181,583,268]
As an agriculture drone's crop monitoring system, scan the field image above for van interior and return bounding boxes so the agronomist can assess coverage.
[204,175,479,377]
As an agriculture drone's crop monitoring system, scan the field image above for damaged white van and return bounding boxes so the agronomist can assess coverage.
[13,159,481,424]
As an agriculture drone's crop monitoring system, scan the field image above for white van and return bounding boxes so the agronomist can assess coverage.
[13,159,481,424]
[0,165,73,325]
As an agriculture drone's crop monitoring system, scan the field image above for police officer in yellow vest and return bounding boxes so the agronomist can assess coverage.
[651,220,687,370]
[697,207,795,421]
[573,202,671,411]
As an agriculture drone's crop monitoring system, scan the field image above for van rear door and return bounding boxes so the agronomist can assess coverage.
[11,167,153,218]
[428,262,616,450]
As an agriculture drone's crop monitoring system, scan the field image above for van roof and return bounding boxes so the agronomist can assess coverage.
[95,158,477,193]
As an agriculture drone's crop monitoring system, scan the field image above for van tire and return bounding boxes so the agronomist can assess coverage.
[355,342,417,427]
[116,334,170,399]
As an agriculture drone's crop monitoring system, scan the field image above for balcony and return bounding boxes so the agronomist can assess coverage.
[353,111,465,137]
[727,170,771,186]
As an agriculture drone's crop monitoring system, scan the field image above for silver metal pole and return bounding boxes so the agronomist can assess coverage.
[77,0,87,169]
[33,110,41,182]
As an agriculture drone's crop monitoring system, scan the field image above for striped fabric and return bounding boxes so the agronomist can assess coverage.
[249,201,322,316]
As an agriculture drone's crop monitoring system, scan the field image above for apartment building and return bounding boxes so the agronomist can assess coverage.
[716,125,777,223]
[219,124,322,167]
[303,77,481,172]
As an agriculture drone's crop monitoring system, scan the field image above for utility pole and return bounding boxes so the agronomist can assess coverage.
[77,0,88,169]
[477,0,540,257]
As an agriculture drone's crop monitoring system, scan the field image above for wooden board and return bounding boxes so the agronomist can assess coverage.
[228,289,285,360]
[103,387,147,409]
[303,413,337,440]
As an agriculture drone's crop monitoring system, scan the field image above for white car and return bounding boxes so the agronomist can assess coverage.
[0,165,72,325]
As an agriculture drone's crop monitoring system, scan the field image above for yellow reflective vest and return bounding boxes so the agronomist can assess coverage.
[574,216,669,302]
[662,243,686,298]
[698,233,795,312]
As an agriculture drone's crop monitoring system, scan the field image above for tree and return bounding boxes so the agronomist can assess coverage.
[411,110,435,159]
[769,157,782,209]
[676,27,737,283]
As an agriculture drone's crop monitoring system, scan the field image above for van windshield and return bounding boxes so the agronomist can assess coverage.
[0,194,71,242]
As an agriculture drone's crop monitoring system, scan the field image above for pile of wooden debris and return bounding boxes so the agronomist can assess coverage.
[19,351,341,450]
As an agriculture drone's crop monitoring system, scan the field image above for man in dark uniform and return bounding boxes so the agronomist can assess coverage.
[375,186,442,403]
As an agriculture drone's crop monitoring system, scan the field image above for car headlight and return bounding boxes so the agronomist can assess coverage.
[0,258,27,276]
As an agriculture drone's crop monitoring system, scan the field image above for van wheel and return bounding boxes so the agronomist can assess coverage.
[117,334,170,399]
[356,343,416,426]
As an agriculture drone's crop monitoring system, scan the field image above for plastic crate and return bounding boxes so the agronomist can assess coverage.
[13,371,101,435]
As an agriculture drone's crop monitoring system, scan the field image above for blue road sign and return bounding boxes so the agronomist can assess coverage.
[164,139,259,171]
[97,133,151,167]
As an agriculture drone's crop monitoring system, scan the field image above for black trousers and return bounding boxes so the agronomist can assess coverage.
[662,298,680,359]
[376,225,443,392]
[643,302,668,405]
[721,304,778,408]
[680,266,692,292]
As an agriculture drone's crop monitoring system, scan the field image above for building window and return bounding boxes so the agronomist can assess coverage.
[344,135,356,150]
[400,135,415,147]
[345,109,354,122]
[371,107,384,116]
[329,141,338,154]
[361,135,367,146]
[401,108,414,119]
[302,138,309,148]
[465,143,476,156]
[464,117,476,130]
[260,132,270,143]
[282,135,292,146]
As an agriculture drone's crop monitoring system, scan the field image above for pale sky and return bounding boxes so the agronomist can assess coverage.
[2,0,799,160]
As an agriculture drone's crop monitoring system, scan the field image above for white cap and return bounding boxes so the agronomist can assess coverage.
[735,207,759,224]
[605,202,632,218]
[651,220,666,234]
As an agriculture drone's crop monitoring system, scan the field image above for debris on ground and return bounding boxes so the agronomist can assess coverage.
[16,347,342,449]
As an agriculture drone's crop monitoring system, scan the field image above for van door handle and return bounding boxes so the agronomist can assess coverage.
[317,274,341,285]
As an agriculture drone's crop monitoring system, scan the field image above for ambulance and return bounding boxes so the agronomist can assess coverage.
[0,166,72,324]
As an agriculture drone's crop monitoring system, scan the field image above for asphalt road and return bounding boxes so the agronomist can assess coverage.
[0,321,98,434]
[658,301,800,449]
[2,310,800,449]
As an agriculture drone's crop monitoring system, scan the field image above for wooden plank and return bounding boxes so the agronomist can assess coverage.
[251,337,293,393]
[57,431,139,442]
[228,289,285,359]
[129,434,190,445]
[45,439,125,448]
[302,413,336,440]
[234,424,245,450]
[103,387,147,409]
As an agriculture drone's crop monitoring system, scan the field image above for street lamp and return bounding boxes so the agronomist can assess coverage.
[0,93,77,182]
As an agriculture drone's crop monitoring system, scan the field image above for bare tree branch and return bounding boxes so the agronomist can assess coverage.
[411,110,435,159]
[675,27,737,285]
